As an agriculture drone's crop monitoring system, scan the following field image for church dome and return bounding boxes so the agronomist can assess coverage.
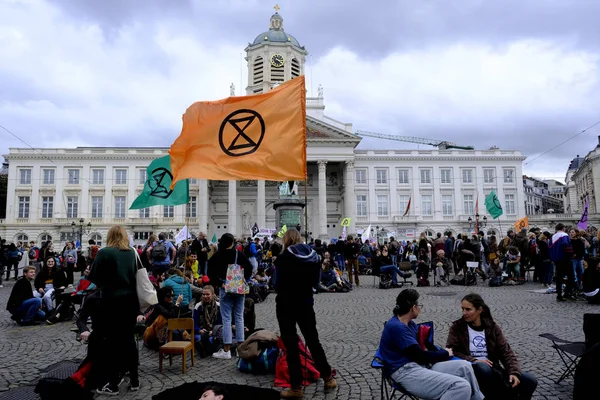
[251,12,303,48]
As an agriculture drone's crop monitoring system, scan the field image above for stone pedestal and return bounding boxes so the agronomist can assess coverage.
[273,197,306,232]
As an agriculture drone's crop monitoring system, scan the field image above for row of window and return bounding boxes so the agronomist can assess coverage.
[355,193,517,217]
[18,167,198,186]
[13,233,103,247]
[356,168,516,185]
[17,196,198,219]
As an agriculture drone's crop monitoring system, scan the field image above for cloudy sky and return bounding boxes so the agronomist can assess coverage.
[1,0,599,182]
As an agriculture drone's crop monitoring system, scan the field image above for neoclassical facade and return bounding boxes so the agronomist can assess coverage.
[1,9,531,245]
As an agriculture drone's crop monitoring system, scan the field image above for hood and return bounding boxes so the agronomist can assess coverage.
[552,231,568,243]
[167,275,185,284]
[286,244,319,263]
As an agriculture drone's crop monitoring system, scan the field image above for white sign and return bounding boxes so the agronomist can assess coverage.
[396,228,416,238]
[174,225,189,245]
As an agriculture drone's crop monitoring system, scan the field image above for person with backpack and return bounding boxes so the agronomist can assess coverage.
[207,233,253,360]
[147,233,176,276]
[86,239,100,266]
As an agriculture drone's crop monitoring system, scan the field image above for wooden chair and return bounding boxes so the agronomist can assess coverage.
[158,318,195,373]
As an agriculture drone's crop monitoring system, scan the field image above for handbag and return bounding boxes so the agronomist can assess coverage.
[134,250,158,310]
[224,251,249,295]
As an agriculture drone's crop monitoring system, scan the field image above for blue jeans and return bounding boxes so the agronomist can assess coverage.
[391,254,397,265]
[8,297,45,322]
[336,254,345,271]
[380,265,403,284]
[572,259,584,285]
[541,261,554,286]
[472,362,537,400]
[219,290,245,345]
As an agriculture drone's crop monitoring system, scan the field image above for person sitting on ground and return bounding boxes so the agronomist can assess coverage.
[199,385,228,400]
[6,266,46,325]
[193,285,222,357]
[47,265,97,324]
[318,252,341,292]
[149,270,165,292]
[446,293,538,400]
[505,246,521,284]
[143,286,186,349]
[162,268,193,311]
[379,288,484,400]
[583,257,600,304]
[488,257,503,287]
[34,256,67,311]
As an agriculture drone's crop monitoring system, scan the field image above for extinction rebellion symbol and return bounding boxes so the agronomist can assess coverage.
[219,109,266,157]
[148,167,174,199]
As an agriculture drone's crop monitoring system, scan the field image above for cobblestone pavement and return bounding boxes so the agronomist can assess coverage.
[1,274,597,399]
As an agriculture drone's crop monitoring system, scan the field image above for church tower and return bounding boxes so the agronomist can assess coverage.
[245,5,308,95]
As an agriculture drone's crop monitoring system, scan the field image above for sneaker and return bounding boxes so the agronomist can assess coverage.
[97,383,119,396]
[323,376,338,391]
[128,382,140,392]
[46,314,60,325]
[212,349,232,359]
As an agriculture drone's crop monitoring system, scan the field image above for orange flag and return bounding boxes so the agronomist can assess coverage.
[169,76,307,186]
[514,216,529,230]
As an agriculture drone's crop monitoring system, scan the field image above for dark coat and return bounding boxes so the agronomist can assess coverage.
[7,277,35,310]
[34,267,67,290]
[274,244,321,302]
[207,248,252,289]
[446,318,522,376]
[191,238,210,263]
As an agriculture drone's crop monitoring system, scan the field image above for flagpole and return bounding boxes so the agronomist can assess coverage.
[304,179,309,243]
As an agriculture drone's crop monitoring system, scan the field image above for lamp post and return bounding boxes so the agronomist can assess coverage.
[71,218,92,247]
[467,214,487,233]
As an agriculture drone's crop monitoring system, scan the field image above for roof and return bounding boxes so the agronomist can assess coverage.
[250,12,303,49]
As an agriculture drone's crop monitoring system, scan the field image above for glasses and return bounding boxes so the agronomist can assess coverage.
[414,304,424,309]
[166,294,174,298]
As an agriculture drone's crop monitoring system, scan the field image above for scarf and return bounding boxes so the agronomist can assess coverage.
[202,295,218,331]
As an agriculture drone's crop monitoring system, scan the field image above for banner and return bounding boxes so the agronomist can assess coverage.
[484,190,503,219]
[174,225,189,245]
[577,198,589,230]
[211,233,217,244]
[403,196,411,217]
[169,76,307,185]
[363,224,372,241]
[514,216,529,230]
[341,225,347,240]
[251,222,259,238]
[130,155,189,209]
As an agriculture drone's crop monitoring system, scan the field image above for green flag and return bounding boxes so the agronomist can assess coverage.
[211,234,217,244]
[130,156,189,209]
[484,190,503,219]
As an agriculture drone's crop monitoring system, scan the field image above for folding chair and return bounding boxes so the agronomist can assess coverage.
[371,348,419,400]
[397,262,414,286]
[539,333,586,383]
[159,318,195,373]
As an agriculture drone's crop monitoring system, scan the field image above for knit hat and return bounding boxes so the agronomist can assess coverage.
[202,275,210,284]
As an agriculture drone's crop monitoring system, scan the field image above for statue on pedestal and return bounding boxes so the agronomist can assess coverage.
[230,83,235,96]
[279,181,299,197]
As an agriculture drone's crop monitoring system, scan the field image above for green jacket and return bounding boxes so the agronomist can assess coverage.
[89,247,137,300]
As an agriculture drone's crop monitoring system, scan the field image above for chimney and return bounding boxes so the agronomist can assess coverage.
[598,135,600,146]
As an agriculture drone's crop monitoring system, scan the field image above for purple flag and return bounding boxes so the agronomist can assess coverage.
[577,198,589,230]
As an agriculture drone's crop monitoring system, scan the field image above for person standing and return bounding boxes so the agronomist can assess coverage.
[275,229,337,399]
[88,225,143,395]
[549,223,576,301]
[344,235,360,286]
[62,241,78,285]
[147,232,176,276]
[192,232,210,276]
[207,233,253,360]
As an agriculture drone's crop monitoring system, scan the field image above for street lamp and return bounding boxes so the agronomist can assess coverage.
[71,218,92,247]
[467,214,487,233]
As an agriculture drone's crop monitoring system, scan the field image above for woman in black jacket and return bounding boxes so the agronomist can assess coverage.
[34,256,67,311]
[207,233,252,360]
[275,229,337,399]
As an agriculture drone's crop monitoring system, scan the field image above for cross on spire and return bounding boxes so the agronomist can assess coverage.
[274,4,280,12]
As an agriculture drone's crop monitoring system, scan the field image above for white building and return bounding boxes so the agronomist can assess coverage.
[523,176,564,215]
[570,137,600,217]
[1,10,528,246]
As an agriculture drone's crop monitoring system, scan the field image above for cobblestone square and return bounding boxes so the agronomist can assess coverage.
[1,277,595,399]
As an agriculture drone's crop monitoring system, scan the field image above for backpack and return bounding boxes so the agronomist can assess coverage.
[89,245,99,262]
[237,347,278,374]
[224,251,249,295]
[243,243,253,258]
[151,241,168,262]
[29,248,38,260]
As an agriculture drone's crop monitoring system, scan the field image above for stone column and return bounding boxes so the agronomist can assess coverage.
[198,180,209,235]
[344,160,356,234]
[257,180,266,229]
[318,160,328,238]
[228,180,237,236]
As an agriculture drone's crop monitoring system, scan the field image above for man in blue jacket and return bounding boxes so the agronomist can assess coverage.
[549,223,575,301]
